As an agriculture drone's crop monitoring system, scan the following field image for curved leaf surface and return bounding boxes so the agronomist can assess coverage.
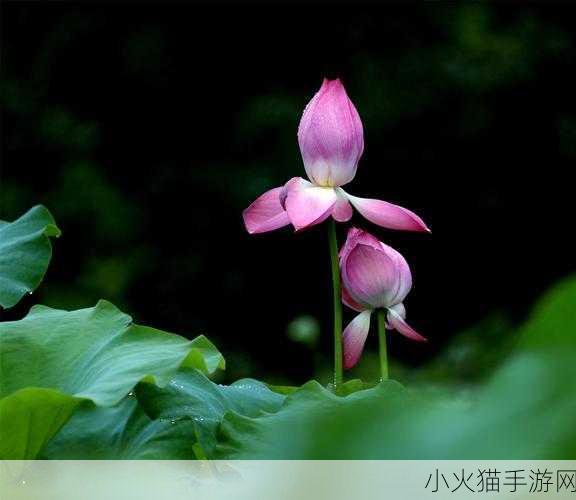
[42,369,284,459]
[136,369,285,457]
[0,300,224,405]
[0,205,60,308]
[0,388,81,459]
[0,301,224,458]
[42,395,197,459]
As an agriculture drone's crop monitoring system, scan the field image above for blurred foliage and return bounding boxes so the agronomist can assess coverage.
[217,350,576,459]
[216,275,576,459]
[518,275,576,350]
[287,315,320,347]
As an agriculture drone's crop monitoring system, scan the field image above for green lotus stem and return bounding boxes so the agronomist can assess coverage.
[377,309,389,380]
[328,219,343,389]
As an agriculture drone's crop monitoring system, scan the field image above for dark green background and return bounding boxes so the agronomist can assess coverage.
[1,3,574,384]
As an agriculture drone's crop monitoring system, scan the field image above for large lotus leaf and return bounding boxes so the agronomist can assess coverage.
[0,205,61,309]
[0,301,224,459]
[0,300,224,405]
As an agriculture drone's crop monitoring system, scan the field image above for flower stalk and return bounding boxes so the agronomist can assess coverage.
[328,219,343,388]
[377,309,389,380]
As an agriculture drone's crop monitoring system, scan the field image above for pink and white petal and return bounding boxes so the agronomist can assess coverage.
[284,180,338,231]
[347,194,430,233]
[386,303,406,330]
[243,187,291,234]
[279,176,303,210]
[342,284,365,312]
[338,225,382,261]
[342,310,372,369]
[298,79,364,187]
[332,196,353,222]
[387,306,427,342]
[378,243,413,304]
[344,243,398,308]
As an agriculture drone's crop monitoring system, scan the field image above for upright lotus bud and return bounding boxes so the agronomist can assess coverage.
[297,79,364,188]
[243,80,429,235]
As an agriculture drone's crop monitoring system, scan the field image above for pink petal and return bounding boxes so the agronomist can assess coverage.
[243,187,291,234]
[342,310,372,369]
[385,303,406,328]
[298,79,364,187]
[339,227,413,308]
[344,244,398,309]
[284,177,338,231]
[378,242,412,305]
[341,284,364,312]
[347,194,430,233]
[332,195,353,222]
[338,226,382,261]
[387,305,427,342]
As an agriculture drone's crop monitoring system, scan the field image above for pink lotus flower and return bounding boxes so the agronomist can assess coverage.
[340,227,426,369]
[243,78,430,234]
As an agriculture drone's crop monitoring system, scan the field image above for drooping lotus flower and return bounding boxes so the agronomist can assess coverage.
[339,227,426,369]
[243,78,430,234]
